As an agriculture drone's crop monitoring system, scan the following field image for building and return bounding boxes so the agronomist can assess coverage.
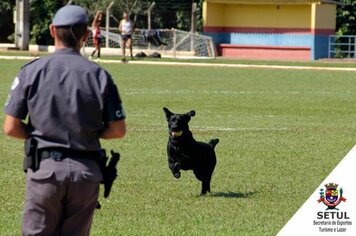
[203,0,339,60]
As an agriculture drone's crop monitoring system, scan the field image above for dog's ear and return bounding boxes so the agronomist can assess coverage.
[184,110,195,122]
[186,110,196,117]
[163,107,173,120]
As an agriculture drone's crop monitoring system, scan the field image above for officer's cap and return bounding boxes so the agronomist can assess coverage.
[52,5,88,27]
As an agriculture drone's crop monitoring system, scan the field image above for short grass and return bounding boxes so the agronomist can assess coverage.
[0,59,356,235]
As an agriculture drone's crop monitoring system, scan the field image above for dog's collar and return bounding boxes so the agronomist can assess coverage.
[170,130,183,137]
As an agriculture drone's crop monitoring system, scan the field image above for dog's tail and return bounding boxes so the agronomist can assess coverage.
[209,139,219,148]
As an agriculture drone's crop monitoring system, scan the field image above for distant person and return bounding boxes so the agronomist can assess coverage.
[3,5,126,235]
[90,10,103,60]
[118,11,134,61]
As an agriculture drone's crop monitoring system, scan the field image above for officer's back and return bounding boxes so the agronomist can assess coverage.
[3,5,126,235]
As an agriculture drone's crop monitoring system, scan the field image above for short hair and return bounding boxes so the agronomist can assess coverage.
[55,24,87,48]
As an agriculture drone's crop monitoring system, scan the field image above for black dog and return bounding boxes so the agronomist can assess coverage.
[163,107,219,195]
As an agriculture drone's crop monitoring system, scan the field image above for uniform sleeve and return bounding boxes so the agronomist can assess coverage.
[103,77,126,123]
[4,71,29,120]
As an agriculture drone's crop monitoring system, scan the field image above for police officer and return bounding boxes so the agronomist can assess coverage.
[3,5,126,235]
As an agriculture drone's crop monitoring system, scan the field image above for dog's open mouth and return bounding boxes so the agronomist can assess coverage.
[170,130,183,137]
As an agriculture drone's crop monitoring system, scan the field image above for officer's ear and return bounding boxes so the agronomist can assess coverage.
[49,24,56,39]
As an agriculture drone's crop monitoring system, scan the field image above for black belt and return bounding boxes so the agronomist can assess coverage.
[40,148,101,161]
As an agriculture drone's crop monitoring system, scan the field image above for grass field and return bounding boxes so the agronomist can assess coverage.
[0,58,356,235]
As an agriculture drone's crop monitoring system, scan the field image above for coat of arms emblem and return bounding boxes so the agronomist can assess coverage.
[318,183,346,210]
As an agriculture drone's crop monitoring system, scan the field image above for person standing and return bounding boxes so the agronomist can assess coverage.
[3,5,126,235]
[90,10,103,60]
[118,11,134,61]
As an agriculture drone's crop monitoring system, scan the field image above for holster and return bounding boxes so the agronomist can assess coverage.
[95,149,121,209]
[23,138,40,173]
[95,149,120,198]
[96,149,108,183]
[95,149,108,210]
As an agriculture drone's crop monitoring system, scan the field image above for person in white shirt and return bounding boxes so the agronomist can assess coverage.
[118,12,134,61]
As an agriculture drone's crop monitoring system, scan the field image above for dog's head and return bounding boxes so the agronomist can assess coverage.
[163,107,195,138]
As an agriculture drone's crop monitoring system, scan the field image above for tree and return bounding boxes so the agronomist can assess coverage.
[29,0,65,45]
[72,0,114,19]
[147,0,192,30]
[336,0,356,35]
[29,0,115,45]
[0,0,16,42]
[115,0,149,23]
[195,0,204,33]
[110,0,151,27]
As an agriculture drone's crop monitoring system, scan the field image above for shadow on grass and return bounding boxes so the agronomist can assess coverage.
[209,191,255,199]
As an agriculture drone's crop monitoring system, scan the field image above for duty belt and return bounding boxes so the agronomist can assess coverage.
[40,148,101,161]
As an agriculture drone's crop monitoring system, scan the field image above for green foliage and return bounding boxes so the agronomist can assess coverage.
[0,0,15,43]
[336,0,356,35]
[0,0,13,11]
[1,59,356,235]
[176,10,190,30]
[110,0,152,27]
[72,0,114,19]
[29,0,64,45]
[150,0,193,30]
[196,0,204,32]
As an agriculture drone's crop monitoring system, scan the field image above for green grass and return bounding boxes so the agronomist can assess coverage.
[0,59,356,235]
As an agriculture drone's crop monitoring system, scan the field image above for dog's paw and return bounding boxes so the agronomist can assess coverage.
[173,162,180,169]
[174,172,181,179]
[173,163,181,172]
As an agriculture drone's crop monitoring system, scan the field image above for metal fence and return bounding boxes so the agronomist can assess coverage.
[328,35,356,58]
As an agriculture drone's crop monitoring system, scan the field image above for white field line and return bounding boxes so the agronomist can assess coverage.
[123,88,352,95]
[129,126,289,132]
[0,55,40,60]
[1,55,356,72]
[121,60,356,72]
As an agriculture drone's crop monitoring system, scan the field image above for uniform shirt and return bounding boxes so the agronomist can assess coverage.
[4,48,125,151]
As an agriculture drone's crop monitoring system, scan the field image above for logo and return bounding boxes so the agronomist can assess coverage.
[11,77,19,90]
[318,183,346,210]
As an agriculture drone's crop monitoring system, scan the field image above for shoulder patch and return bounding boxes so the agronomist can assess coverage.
[11,77,20,90]
[116,105,126,119]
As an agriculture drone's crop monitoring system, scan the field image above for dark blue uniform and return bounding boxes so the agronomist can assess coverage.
[5,48,125,235]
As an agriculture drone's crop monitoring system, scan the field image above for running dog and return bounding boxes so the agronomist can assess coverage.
[163,107,219,195]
